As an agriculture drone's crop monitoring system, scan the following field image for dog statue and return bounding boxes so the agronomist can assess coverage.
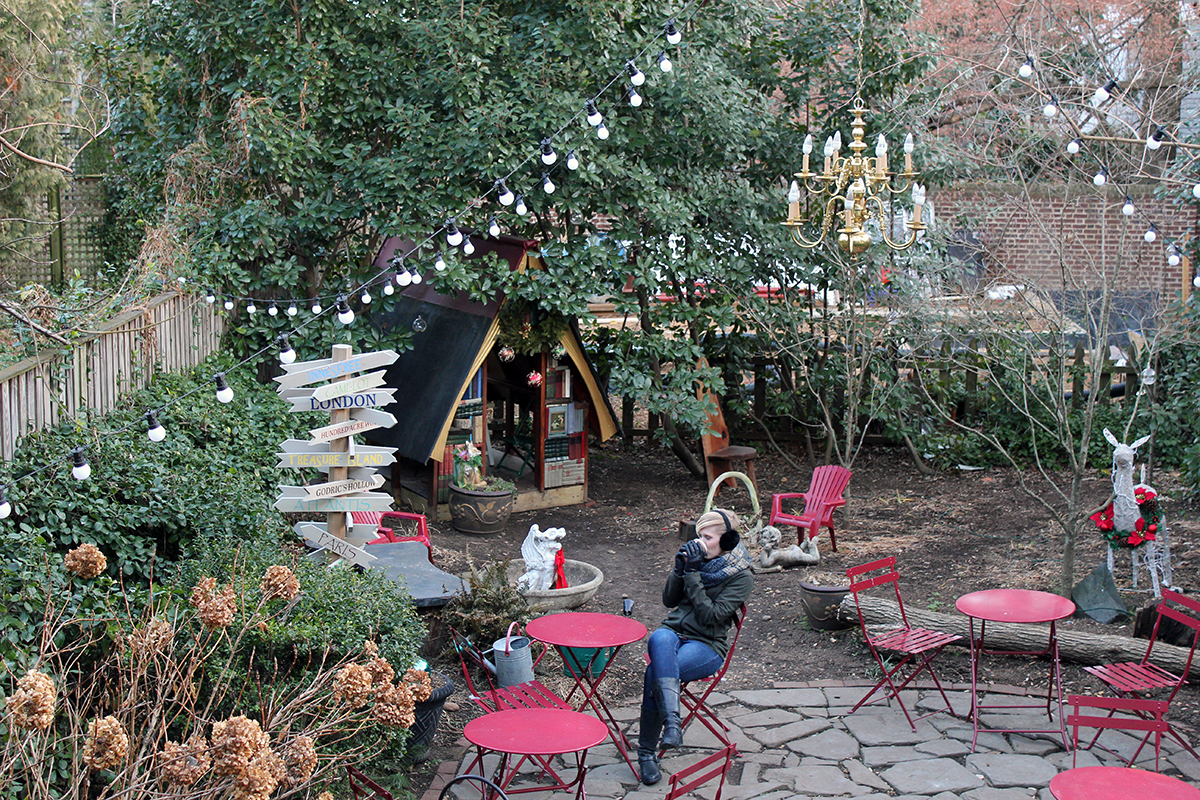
[754,525,820,573]
[517,525,567,592]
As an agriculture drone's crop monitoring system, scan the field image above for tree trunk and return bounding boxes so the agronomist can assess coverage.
[837,595,1198,679]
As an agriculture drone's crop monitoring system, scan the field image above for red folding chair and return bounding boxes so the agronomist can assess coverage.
[1067,694,1170,770]
[1082,587,1200,762]
[664,745,738,800]
[447,626,572,785]
[846,557,962,730]
[347,765,394,800]
[768,465,851,552]
[645,604,748,749]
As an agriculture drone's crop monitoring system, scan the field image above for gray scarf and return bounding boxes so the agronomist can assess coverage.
[699,542,752,587]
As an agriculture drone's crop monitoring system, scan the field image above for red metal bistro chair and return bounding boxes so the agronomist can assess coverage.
[769,465,851,552]
[1082,587,1200,762]
[347,765,394,800]
[664,745,739,800]
[1067,694,1170,771]
[846,557,962,730]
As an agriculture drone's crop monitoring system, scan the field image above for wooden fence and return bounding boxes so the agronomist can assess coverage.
[0,292,224,460]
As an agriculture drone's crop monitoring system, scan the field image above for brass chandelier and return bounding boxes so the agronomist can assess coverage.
[783,97,927,255]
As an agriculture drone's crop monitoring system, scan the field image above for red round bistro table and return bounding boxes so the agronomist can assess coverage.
[526,612,648,780]
[462,707,608,798]
[1049,766,1200,800]
[956,589,1077,752]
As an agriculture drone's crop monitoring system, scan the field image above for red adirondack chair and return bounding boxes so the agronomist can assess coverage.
[769,465,852,552]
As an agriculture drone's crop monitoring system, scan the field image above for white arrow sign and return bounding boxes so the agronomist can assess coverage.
[349,407,397,429]
[276,441,397,470]
[285,387,397,412]
[309,417,386,443]
[310,370,389,403]
[273,492,393,514]
[296,523,378,567]
[296,475,385,499]
[274,351,398,390]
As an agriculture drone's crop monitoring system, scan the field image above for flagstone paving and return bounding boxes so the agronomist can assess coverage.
[420,681,1200,800]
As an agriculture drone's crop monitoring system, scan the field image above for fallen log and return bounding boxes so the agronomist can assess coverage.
[836,595,1200,681]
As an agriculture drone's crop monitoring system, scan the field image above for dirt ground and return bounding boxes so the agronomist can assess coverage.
[405,441,1200,794]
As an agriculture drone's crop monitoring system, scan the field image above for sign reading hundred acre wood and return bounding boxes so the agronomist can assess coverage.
[274,345,400,561]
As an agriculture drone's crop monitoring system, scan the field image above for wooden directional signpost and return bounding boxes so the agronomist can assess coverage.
[275,344,400,565]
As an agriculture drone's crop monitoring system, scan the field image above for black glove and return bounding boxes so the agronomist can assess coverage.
[673,547,687,577]
[682,539,706,574]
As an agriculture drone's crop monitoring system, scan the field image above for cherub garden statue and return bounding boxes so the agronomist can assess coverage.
[517,524,567,592]
[753,525,821,573]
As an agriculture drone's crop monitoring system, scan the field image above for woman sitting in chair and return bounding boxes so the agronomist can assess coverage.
[638,508,753,785]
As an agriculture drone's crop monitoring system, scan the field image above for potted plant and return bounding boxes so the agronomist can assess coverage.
[798,570,856,631]
[449,444,516,534]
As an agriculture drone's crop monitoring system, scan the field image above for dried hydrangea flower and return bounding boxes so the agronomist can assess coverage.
[403,668,433,703]
[128,617,174,657]
[372,681,415,728]
[363,639,379,658]
[198,584,237,629]
[8,670,55,731]
[82,716,129,771]
[318,792,334,800]
[159,734,211,786]
[64,543,107,579]
[367,656,394,688]
[211,715,270,776]
[232,747,282,800]
[333,663,374,709]
[260,565,299,601]
[280,735,317,787]
[190,576,217,608]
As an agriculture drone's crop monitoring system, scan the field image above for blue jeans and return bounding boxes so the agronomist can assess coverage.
[641,627,723,709]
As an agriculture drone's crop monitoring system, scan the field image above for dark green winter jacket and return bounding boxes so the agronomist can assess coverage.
[660,568,753,657]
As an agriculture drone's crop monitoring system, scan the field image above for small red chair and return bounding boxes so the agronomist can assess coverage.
[351,511,432,561]
[1082,587,1200,762]
[769,465,851,552]
[1067,694,1170,770]
[846,557,961,730]
[347,765,394,800]
[664,744,739,800]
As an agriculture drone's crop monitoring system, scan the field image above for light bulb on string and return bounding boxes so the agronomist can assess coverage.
[1146,127,1166,151]
[542,173,556,194]
[204,290,216,304]
[0,487,9,519]
[596,122,609,140]
[515,195,528,215]
[434,252,447,271]
[246,301,256,314]
[1122,197,1136,216]
[397,268,412,285]
[445,218,463,246]
[1043,96,1058,118]
[657,52,672,73]
[628,61,645,86]
[665,19,681,45]
[489,216,501,237]
[223,299,234,311]
[1194,274,1200,289]
[1092,78,1117,106]
[495,179,515,206]
[1193,183,1200,200]
[70,447,91,481]
[336,296,355,325]
[541,138,557,165]
[268,302,278,316]
[287,303,298,316]
[1018,57,1033,79]
[360,288,372,305]
[1168,246,1182,267]
[628,85,643,107]
[1145,225,1158,243]
[1067,139,1081,155]
[411,271,423,284]
[383,282,394,296]
[412,315,427,333]
[311,300,323,315]
[214,373,234,404]
[146,410,167,442]
[567,151,579,170]
[463,238,475,255]
[585,101,603,127]
[278,335,296,365]
[1093,167,1108,187]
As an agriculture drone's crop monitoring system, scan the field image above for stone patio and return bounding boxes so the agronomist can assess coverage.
[420,681,1200,800]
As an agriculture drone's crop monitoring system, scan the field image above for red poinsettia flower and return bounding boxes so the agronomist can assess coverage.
[1091,504,1115,531]
[1135,517,1146,532]
[1134,487,1157,504]
[1128,533,1144,546]
[1145,530,1157,541]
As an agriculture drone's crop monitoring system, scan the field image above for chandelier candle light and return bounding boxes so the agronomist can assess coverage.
[784,97,926,254]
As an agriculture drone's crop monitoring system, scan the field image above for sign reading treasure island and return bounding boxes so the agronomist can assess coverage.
[274,344,399,566]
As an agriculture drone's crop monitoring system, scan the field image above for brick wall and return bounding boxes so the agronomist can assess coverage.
[934,184,1199,297]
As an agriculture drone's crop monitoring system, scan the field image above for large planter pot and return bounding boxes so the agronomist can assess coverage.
[406,672,455,762]
[448,484,515,534]
[799,581,855,631]
[504,560,604,611]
